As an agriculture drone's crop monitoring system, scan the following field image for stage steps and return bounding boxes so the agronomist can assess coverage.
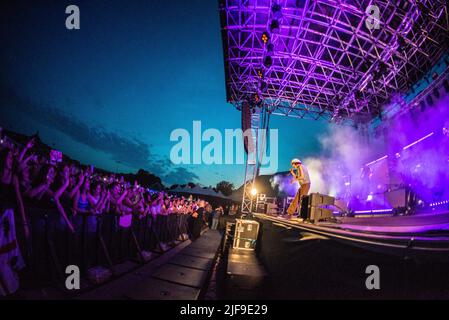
[125,229,223,300]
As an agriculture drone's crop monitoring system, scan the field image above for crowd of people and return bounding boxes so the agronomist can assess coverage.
[0,128,226,241]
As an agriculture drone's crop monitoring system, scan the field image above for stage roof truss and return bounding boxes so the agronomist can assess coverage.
[220,0,449,124]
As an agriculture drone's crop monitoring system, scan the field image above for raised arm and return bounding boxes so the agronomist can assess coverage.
[13,174,30,239]
[69,171,85,198]
[53,169,70,200]
[54,197,75,233]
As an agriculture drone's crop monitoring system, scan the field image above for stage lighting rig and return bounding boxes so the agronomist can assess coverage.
[433,88,440,99]
[266,43,274,55]
[263,56,273,68]
[261,31,269,44]
[270,20,280,33]
[271,3,282,19]
[260,81,267,93]
[443,79,449,93]
[251,187,258,197]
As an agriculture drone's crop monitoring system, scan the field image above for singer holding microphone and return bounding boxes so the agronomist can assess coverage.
[287,158,311,217]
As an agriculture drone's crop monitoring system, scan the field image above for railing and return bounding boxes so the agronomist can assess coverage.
[15,207,191,288]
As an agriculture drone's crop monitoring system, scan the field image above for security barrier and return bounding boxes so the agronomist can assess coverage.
[15,208,191,288]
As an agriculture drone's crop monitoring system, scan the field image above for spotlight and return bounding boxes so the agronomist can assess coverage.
[272,3,282,19]
[270,20,280,33]
[367,194,373,201]
[395,152,401,158]
[251,187,258,196]
[263,55,273,68]
[420,100,426,111]
[443,79,449,93]
[433,88,440,99]
[261,31,270,44]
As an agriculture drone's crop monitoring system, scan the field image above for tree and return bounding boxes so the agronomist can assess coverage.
[216,181,234,196]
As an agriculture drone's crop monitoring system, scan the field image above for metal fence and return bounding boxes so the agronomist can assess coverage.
[17,208,191,287]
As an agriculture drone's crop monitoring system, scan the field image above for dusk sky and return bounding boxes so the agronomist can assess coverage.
[0,0,330,187]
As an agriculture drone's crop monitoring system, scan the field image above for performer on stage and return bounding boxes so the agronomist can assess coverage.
[287,158,311,217]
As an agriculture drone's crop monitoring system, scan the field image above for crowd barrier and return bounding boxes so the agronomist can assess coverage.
[14,207,191,288]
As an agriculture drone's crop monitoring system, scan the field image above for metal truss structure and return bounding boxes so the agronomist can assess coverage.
[220,0,449,124]
[241,105,270,213]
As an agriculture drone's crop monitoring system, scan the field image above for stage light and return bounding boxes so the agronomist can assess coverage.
[270,20,280,33]
[272,3,282,19]
[263,56,273,68]
[367,194,373,201]
[395,152,401,158]
[420,100,426,111]
[261,31,270,44]
[251,187,258,196]
[443,127,449,136]
[443,79,449,93]
[433,88,440,99]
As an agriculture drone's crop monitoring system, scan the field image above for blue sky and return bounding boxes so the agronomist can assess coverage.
[0,0,329,187]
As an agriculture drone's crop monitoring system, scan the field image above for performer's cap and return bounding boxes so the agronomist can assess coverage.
[291,158,302,165]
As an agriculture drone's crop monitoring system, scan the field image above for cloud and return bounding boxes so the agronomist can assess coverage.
[162,167,199,186]
[0,84,198,185]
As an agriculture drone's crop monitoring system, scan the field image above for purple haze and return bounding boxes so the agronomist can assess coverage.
[270,92,449,210]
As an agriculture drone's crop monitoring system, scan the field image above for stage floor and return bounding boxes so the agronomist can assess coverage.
[265,210,449,234]
[253,211,449,261]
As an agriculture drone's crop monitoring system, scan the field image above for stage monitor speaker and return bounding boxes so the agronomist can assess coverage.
[309,193,335,206]
[309,207,333,223]
[300,193,335,223]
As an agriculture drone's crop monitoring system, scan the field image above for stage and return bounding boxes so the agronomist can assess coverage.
[252,212,449,262]
[246,212,449,299]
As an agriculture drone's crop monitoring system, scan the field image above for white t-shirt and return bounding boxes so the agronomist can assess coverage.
[299,165,311,185]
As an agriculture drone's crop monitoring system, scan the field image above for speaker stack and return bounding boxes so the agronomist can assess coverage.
[300,193,335,223]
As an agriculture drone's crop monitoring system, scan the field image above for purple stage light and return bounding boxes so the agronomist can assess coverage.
[402,132,434,150]
[365,155,388,166]
[353,209,393,214]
